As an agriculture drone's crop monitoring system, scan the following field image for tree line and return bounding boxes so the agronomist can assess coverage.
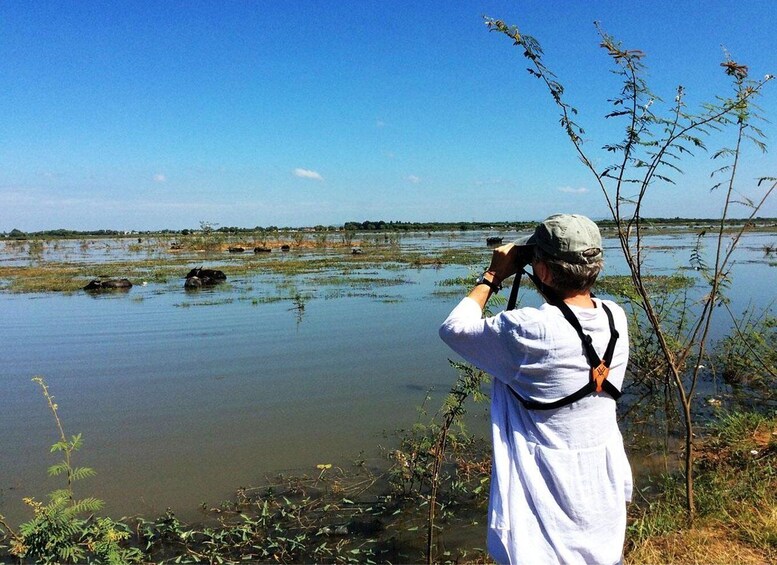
[3,217,775,240]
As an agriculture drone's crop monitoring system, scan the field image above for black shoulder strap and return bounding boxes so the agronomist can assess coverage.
[554,300,620,373]
[504,270,621,409]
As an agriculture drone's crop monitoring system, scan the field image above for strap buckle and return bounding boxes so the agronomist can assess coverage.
[592,362,610,393]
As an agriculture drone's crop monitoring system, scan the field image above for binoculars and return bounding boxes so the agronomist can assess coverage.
[514,243,535,268]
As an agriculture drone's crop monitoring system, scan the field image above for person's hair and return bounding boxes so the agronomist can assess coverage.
[533,246,603,293]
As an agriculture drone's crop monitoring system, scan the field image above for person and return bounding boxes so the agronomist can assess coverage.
[439,214,632,565]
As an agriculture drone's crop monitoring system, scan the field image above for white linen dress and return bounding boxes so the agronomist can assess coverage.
[439,296,633,565]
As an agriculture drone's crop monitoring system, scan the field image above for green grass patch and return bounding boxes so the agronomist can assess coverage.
[626,411,777,564]
[436,275,474,287]
[0,235,495,294]
[595,274,695,301]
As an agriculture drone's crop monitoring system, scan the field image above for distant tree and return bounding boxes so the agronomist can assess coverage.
[199,221,218,234]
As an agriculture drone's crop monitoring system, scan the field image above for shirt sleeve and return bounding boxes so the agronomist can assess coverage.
[438,297,521,382]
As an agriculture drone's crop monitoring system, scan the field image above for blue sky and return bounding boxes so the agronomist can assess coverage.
[1,1,775,231]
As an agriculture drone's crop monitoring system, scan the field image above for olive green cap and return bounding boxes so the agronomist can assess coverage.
[517,214,603,264]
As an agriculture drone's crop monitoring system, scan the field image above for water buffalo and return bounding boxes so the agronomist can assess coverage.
[228,246,245,253]
[184,267,226,289]
[486,236,503,246]
[184,277,205,289]
[254,246,272,253]
[84,278,133,291]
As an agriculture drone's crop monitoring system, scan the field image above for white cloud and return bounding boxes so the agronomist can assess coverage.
[558,186,589,194]
[293,168,323,181]
[376,119,386,128]
[406,175,420,184]
[474,178,516,187]
[153,173,167,183]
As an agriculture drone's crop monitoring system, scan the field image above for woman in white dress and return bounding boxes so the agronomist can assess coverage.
[439,214,632,565]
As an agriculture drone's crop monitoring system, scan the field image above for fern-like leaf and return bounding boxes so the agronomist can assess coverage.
[49,489,72,505]
[69,433,83,451]
[50,441,68,453]
[48,462,69,477]
[69,497,104,515]
[70,466,96,481]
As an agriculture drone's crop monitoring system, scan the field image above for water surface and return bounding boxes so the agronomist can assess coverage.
[1,230,774,523]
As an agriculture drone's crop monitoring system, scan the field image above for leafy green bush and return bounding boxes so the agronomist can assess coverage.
[0,377,143,564]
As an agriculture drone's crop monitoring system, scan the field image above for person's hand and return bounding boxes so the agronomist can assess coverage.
[486,244,534,283]
[486,243,521,282]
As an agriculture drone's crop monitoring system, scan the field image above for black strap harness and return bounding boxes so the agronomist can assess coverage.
[505,269,621,410]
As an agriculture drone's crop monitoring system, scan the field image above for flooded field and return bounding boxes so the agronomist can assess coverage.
[1,228,775,524]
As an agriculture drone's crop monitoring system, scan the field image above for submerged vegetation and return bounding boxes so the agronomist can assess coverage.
[0,232,491,294]
[0,226,772,295]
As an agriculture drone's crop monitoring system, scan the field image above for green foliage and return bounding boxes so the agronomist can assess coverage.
[386,361,491,563]
[388,362,490,501]
[627,411,777,559]
[15,492,109,563]
[135,474,386,564]
[1,378,143,564]
[627,474,688,542]
[713,309,777,406]
[179,221,227,253]
[595,274,694,303]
